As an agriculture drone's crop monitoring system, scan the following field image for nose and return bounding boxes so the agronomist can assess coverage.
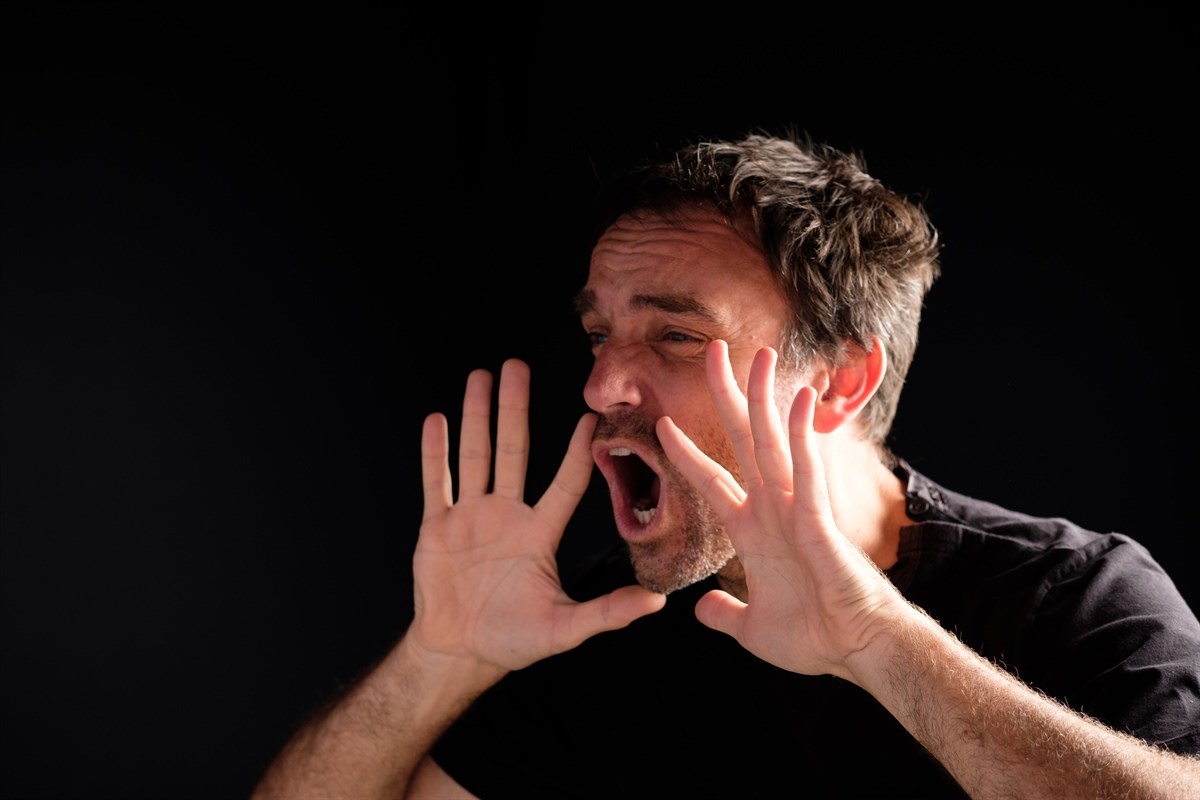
[583,343,645,413]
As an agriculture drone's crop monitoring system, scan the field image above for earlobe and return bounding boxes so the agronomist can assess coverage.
[812,338,887,434]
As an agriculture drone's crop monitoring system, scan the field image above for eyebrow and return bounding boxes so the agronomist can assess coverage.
[573,288,721,322]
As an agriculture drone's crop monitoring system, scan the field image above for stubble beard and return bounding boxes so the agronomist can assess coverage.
[595,412,739,595]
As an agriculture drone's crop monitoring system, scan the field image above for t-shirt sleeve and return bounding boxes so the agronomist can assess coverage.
[1028,534,1200,754]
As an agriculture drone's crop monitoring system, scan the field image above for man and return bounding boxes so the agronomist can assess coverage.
[253,133,1200,798]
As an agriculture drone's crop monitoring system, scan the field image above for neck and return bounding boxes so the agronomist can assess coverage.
[826,440,908,570]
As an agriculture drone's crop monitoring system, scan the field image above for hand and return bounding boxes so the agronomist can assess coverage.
[411,359,665,676]
[655,341,905,683]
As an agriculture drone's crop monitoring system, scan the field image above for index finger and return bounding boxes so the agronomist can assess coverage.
[704,340,759,489]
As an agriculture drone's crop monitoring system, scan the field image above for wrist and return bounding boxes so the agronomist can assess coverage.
[391,630,509,706]
[840,599,941,690]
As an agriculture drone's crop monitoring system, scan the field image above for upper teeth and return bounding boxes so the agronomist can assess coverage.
[610,447,632,456]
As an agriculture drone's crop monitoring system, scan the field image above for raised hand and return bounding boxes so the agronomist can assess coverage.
[410,359,665,677]
[655,341,905,683]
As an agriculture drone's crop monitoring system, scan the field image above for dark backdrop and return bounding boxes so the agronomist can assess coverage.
[3,5,1195,798]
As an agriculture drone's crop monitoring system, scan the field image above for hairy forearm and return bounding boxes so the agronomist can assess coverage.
[855,608,1200,800]
[251,636,501,800]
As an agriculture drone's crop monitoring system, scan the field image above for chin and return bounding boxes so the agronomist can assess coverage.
[626,533,735,595]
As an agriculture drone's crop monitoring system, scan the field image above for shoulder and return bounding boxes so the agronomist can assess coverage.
[890,460,1198,652]
[894,461,1200,752]
[895,460,1164,579]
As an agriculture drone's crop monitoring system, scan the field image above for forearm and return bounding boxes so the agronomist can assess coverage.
[252,635,502,800]
[853,608,1200,800]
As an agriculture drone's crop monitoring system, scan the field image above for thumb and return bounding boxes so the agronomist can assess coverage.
[694,589,746,638]
[558,586,666,650]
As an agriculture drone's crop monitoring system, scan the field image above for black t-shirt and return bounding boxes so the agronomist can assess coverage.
[431,462,1200,798]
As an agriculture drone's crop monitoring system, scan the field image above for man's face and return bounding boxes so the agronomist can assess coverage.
[577,207,792,594]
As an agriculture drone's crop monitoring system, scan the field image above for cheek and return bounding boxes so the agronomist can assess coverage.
[669,407,743,484]
[644,359,709,415]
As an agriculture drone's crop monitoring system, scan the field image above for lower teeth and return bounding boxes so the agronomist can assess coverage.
[633,507,656,524]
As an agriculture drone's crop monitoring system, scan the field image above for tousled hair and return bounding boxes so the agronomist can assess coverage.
[591,131,942,452]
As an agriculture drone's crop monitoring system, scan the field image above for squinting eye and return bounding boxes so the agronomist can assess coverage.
[587,331,608,347]
[664,331,699,343]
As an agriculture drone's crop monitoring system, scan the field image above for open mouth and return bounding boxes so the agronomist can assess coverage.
[607,446,662,525]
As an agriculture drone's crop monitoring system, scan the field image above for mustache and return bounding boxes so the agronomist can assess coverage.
[593,411,666,458]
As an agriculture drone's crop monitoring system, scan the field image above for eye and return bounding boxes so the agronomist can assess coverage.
[663,331,699,343]
[586,330,608,349]
[659,329,709,358]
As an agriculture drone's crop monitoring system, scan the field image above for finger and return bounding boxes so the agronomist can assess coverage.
[552,585,667,651]
[420,412,453,522]
[745,347,792,491]
[704,340,760,488]
[656,415,747,519]
[534,413,598,529]
[492,359,531,500]
[788,385,833,518]
[693,588,747,640]
[458,368,494,497]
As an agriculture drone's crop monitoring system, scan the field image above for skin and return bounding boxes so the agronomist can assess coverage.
[252,207,1200,800]
[577,208,799,595]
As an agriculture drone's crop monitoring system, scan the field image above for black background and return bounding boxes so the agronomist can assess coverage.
[2,4,1196,798]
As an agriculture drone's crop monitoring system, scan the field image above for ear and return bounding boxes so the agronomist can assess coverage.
[811,337,887,434]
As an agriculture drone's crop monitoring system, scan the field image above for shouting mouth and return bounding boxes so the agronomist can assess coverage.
[591,415,669,542]
[608,446,661,525]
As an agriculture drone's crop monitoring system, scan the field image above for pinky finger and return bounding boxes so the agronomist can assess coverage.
[421,412,454,522]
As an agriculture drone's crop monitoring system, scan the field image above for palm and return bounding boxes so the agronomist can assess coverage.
[413,490,580,669]
[411,359,664,675]
[658,342,898,680]
[715,485,888,677]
